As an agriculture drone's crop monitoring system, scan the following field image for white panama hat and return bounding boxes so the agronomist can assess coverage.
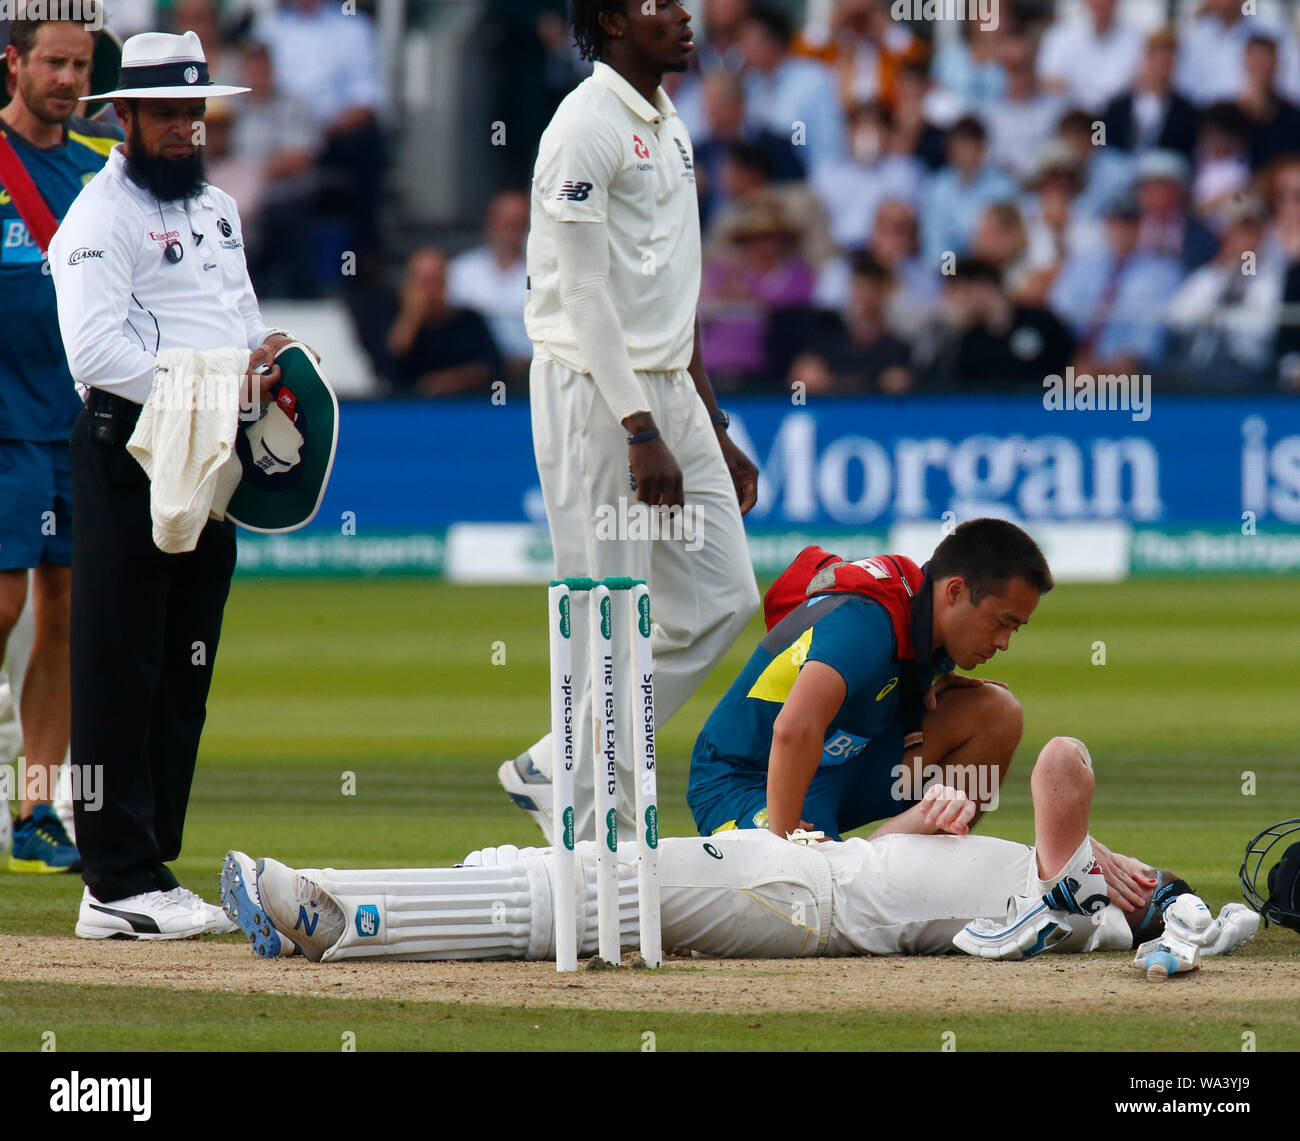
[81,30,250,100]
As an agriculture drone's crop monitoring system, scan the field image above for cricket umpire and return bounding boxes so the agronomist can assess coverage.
[48,31,306,939]
[501,0,763,843]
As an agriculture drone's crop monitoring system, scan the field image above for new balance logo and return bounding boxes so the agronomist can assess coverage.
[558,181,593,201]
[356,904,380,937]
[296,905,319,935]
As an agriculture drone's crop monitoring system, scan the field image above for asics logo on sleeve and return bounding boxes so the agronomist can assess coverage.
[557,181,594,201]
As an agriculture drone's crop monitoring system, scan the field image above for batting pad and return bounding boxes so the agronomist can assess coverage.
[315,860,551,962]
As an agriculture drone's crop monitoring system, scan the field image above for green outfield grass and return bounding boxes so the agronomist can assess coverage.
[2,574,1298,1050]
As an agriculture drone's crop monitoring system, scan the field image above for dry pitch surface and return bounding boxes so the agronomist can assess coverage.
[4,934,1296,1016]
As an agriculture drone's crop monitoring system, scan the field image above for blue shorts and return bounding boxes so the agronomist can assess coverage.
[689,722,914,842]
[0,439,73,569]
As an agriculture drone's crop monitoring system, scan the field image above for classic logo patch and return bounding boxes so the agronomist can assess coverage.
[67,247,104,265]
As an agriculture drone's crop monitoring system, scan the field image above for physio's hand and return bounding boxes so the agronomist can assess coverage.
[1091,838,1157,913]
[717,431,758,515]
[918,784,976,835]
[922,672,1008,711]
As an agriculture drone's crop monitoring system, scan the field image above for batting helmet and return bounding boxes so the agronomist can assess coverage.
[1240,818,1300,932]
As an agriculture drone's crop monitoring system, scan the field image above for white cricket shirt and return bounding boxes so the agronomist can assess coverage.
[49,145,271,405]
[525,61,701,374]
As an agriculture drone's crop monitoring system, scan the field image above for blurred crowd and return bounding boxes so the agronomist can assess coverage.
[143,0,1300,396]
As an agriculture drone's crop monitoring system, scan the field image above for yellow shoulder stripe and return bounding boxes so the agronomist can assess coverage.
[67,131,117,159]
[747,627,813,705]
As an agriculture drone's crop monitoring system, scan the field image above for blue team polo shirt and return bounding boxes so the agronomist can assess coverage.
[688,592,954,836]
[0,116,119,440]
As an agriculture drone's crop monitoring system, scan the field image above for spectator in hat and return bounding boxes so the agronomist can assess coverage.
[1101,28,1198,159]
[929,258,1074,388]
[703,138,834,267]
[699,194,815,388]
[1165,193,1282,388]
[1134,149,1217,272]
[1049,190,1185,374]
[919,115,1017,267]
[1236,33,1300,173]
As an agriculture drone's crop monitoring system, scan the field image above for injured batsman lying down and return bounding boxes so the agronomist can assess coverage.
[220,736,1258,967]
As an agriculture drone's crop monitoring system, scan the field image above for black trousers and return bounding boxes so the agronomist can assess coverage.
[69,392,237,902]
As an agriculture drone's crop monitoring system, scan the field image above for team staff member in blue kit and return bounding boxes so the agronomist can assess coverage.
[688,519,1053,843]
[0,11,118,873]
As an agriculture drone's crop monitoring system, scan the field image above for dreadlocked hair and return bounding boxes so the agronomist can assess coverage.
[571,0,625,62]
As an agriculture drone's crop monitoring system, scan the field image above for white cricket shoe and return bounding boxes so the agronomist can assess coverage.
[220,850,297,957]
[953,893,1075,960]
[76,886,209,940]
[497,754,554,843]
[167,885,238,934]
[254,857,345,962]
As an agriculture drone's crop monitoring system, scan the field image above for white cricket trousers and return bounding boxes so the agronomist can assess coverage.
[527,354,760,840]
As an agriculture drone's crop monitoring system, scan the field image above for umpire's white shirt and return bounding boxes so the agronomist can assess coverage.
[49,145,271,405]
[525,60,700,373]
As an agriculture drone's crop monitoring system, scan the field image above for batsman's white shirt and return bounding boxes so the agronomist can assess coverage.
[49,145,271,404]
[307,828,1134,962]
[525,60,699,373]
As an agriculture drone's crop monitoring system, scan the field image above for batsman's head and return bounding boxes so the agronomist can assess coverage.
[571,0,695,73]
[928,519,1053,671]
[4,9,98,127]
